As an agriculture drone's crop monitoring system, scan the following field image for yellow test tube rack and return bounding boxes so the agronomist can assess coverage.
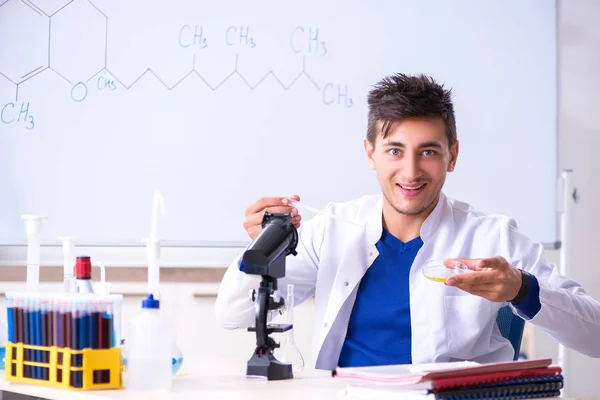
[3,291,124,391]
[5,342,123,390]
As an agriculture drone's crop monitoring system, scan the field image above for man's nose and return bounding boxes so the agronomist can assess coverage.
[401,154,421,181]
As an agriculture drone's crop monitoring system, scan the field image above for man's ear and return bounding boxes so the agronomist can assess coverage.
[448,140,459,172]
[364,138,376,170]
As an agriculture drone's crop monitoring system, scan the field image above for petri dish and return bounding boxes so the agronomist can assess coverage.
[421,260,471,283]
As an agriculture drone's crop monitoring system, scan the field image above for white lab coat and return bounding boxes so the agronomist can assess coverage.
[214,192,600,370]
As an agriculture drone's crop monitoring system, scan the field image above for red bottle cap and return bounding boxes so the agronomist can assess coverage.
[75,256,92,279]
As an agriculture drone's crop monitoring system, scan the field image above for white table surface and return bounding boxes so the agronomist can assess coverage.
[0,357,347,400]
[0,357,591,400]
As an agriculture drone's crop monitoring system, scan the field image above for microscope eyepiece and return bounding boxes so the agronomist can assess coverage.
[242,212,298,278]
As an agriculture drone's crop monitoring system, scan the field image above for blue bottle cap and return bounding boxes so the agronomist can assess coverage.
[142,294,160,309]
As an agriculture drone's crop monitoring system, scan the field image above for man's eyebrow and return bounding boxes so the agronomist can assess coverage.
[382,141,443,149]
[383,141,404,147]
[418,141,444,149]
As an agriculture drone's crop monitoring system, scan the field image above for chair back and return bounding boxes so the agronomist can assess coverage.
[496,305,525,360]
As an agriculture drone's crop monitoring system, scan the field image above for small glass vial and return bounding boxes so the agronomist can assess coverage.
[75,256,94,293]
[278,284,304,373]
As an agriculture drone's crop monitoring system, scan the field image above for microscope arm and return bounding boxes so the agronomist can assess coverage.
[249,267,289,353]
[254,280,271,351]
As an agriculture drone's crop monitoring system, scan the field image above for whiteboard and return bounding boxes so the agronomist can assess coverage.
[0,0,557,246]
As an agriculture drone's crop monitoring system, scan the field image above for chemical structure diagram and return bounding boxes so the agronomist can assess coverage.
[0,0,354,131]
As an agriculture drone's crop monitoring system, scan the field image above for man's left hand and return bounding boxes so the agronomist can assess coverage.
[444,256,522,302]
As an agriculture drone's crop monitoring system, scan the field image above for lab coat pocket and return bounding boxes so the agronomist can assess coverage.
[444,295,491,356]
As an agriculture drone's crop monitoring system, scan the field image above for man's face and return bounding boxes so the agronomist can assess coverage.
[364,117,459,216]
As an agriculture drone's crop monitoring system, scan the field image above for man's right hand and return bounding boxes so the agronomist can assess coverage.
[243,195,302,239]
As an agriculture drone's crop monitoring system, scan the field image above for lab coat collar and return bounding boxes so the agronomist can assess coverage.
[364,191,448,245]
[420,191,448,242]
[365,195,383,246]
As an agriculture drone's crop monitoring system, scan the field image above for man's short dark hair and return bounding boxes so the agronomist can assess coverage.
[366,73,456,147]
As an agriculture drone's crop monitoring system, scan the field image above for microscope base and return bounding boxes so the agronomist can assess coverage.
[246,351,293,381]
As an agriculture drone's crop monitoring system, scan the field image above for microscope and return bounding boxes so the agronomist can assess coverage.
[242,211,299,380]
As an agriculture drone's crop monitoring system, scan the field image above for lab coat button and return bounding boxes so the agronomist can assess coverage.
[344,281,349,286]
[324,322,328,328]
[369,252,373,256]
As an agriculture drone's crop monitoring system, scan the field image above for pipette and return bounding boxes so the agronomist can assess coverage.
[286,199,363,228]
[142,190,166,300]
[58,236,77,293]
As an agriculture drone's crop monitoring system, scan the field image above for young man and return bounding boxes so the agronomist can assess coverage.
[214,74,600,370]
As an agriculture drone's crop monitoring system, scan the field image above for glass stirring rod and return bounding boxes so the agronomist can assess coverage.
[286,199,364,228]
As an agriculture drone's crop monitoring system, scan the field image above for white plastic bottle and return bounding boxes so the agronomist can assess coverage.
[126,294,172,391]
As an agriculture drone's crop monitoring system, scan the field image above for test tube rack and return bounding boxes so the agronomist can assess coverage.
[4,292,124,391]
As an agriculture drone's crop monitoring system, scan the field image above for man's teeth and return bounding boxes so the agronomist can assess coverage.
[399,184,424,190]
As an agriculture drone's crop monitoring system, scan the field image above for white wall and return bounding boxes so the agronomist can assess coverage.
[528,0,600,397]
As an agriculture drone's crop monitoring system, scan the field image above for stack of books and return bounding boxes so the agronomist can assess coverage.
[333,358,562,399]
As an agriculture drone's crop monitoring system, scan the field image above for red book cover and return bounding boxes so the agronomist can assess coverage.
[430,366,563,392]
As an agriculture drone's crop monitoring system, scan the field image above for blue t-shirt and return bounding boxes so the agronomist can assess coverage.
[338,230,422,367]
